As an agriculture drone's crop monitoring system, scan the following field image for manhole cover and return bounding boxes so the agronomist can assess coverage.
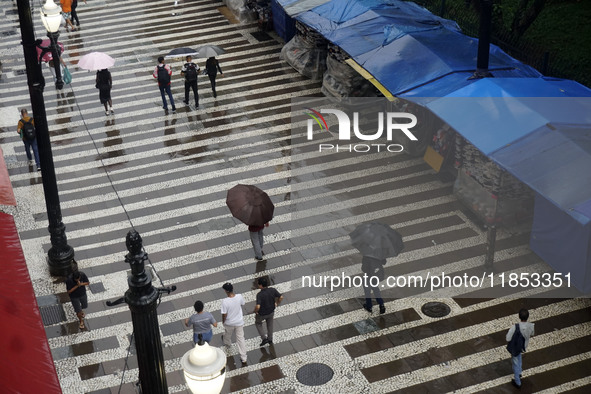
[421,302,451,318]
[39,304,66,326]
[296,363,334,386]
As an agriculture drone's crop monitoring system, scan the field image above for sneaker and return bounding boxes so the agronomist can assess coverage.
[105,110,110,116]
[37,166,41,172]
[363,303,372,312]
[255,256,264,261]
[241,359,248,366]
[172,107,177,114]
[110,108,114,114]
[511,379,521,389]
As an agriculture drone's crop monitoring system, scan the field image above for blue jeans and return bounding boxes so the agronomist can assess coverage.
[159,84,175,110]
[193,329,213,344]
[23,138,41,167]
[511,354,522,386]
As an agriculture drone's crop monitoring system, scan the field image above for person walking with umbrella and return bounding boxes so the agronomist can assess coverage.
[204,56,223,98]
[249,222,269,261]
[180,55,199,108]
[96,68,113,115]
[350,222,404,314]
[226,184,274,261]
[361,256,386,314]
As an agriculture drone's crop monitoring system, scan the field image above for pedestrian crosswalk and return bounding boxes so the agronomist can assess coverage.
[1,0,590,393]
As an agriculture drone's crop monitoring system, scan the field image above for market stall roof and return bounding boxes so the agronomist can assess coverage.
[0,212,62,393]
[419,78,591,225]
[277,0,541,97]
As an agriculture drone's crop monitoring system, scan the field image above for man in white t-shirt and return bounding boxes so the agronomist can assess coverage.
[221,282,247,365]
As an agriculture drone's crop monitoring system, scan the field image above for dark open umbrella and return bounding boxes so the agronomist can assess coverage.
[164,47,198,59]
[226,184,274,226]
[349,222,404,259]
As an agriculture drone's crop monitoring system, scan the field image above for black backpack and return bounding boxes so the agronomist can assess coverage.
[22,118,36,141]
[157,65,170,85]
[506,323,526,357]
[184,63,197,81]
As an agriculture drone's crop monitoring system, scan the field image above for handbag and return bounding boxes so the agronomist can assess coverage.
[63,66,72,84]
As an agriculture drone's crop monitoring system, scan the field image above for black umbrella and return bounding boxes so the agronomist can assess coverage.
[226,184,274,226]
[164,47,199,59]
[349,222,404,259]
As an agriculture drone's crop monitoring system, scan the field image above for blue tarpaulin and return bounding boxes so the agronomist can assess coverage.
[278,0,541,95]
[275,0,591,292]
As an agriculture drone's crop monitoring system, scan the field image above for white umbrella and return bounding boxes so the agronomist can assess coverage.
[78,52,115,71]
[195,45,226,58]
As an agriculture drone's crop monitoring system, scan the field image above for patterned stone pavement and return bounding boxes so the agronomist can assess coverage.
[1,1,590,393]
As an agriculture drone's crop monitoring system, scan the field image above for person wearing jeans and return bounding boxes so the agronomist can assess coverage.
[152,56,176,113]
[249,222,269,260]
[185,300,217,344]
[17,108,41,171]
[506,308,535,388]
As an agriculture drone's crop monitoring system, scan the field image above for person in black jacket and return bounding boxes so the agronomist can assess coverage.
[204,56,223,98]
[96,68,113,115]
[361,255,386,314]
[181,55,200,107]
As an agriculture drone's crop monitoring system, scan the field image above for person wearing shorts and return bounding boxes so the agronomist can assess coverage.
[66,271,90,329]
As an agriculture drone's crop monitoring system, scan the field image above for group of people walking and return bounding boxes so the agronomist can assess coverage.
[153,55,223,113]
[185,278,283,366]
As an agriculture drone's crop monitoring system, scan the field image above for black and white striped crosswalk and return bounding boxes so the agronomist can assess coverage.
[1,0,590,393]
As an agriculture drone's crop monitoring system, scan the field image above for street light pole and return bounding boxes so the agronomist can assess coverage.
[107,231,176,393]
[16,0,75,276]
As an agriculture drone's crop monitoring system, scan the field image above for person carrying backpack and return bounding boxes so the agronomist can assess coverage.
[96,68,113,115]
[16,108,41,171]
[152,56,176,113]
[181,55,199,108]
[506,308,535,389]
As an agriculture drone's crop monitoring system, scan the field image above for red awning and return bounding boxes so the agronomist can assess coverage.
[0,212,62,393]
[0,146,16,206]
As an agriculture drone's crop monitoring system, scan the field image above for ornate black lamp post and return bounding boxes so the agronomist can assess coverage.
[40,0,64,89]
[16,0,75,276]
[107,231,176,394]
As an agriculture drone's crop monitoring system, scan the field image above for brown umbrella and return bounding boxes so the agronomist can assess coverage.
[226,184,274,226]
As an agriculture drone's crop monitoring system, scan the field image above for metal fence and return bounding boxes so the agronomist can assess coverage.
[417,0,589,88]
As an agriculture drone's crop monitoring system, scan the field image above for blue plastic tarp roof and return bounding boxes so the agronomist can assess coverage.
[420,79,591,224]
[276,0,591,225]
[278,0,541,95]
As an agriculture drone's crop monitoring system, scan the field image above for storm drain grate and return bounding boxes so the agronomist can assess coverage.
[296,363,334,386]
[39,304,67,326]
[251,31,273,42]
[421,301,451,318]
